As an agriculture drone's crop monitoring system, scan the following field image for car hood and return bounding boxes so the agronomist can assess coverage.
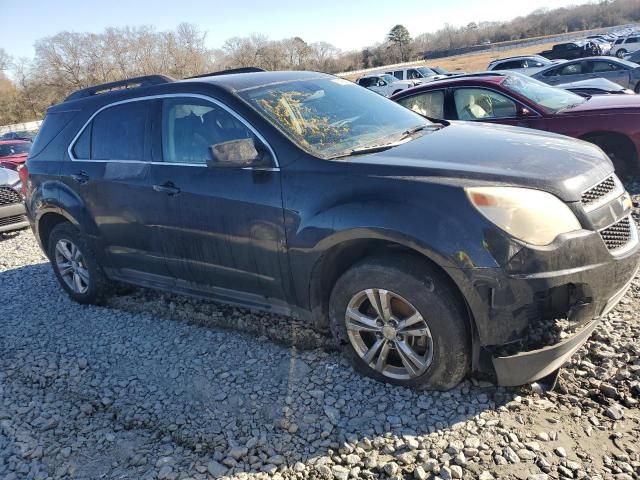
[0,167,20,186]
[347,122,612,203]
[562,93,640,112]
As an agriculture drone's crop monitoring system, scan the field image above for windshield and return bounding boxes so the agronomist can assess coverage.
[381,74,398,84]
[501,72,586,112]
[416,67,438,77]
[0,143,31,157]
[238,77,434,159]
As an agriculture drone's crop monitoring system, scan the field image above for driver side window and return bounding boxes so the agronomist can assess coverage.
[161,98,255,165]
[453,88,517,120]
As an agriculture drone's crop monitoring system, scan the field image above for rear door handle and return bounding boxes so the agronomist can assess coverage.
[153,182,181,195]
[71,171,89,184]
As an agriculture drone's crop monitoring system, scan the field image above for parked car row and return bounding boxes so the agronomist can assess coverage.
[390,71,640,175]
[20,68,640,392]
[539,26,640,60]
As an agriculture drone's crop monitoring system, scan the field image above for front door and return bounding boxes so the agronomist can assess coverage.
[147,95,289,305]
[450,87,542,128]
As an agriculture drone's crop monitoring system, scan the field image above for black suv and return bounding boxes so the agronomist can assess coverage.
[24,70,640,390]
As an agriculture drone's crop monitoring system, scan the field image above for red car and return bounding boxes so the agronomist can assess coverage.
[0,140,31,171]
[390,72,640,175]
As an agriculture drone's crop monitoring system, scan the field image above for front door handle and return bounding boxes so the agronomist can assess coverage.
[153,182,181,195]
[71,171,89,184]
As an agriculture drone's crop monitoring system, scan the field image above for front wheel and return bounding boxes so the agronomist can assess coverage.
[329,255,471,390]
[616,49,627,58]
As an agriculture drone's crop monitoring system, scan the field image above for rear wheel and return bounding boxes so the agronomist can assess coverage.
[329,255,471,390]
[48,223,112,304]
[635,83,640,94]
[616,49,627,58]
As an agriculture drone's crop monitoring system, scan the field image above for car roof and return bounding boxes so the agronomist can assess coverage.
[489,55,543,63]
[404,72,506,89]
[52,70,335,112]
[180,70,332,92]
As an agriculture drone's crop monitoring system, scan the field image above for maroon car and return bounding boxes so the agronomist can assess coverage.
[390,72,640,175]
[0,140,31,171]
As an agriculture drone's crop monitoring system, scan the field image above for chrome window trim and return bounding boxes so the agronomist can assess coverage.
[581,175,625,213]
[66,93,280,170]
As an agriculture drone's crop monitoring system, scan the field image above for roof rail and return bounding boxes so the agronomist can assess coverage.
[185,67,266,79]
[64,75,174,102]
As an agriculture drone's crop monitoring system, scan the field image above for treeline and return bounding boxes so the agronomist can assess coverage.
[1,0,639,125]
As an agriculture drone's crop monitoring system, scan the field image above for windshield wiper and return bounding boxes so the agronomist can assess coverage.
[330,143,401,159]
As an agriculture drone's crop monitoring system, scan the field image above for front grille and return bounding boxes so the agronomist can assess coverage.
[0,214,26,227]
[581,176,618,209]
[0,187,21,206]
[600,216,635,252]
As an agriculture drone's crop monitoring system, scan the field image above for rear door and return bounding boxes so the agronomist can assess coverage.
[61,99,170,277]
[147,95,288,303]
[586,59,631,88]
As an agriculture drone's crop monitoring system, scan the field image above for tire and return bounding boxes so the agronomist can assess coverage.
[329,254,471,390]
[392,89,402,95]
[584,134,636,177]
[48,222,112,304]
[616,49,627,59]
[635,83,640,94]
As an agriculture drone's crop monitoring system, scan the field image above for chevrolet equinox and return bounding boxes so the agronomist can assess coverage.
[23,70,640,390]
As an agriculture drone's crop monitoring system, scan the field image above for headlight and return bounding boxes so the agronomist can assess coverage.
[466,186,581,246]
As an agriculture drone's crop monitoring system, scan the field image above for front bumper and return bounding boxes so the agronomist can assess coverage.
[0,202,28,233]
[447,226,640,387]
[492,260,637,386]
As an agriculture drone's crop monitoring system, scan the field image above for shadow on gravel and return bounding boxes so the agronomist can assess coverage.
[0,262,516,478]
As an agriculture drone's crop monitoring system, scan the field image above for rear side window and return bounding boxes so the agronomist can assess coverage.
[91,102,150,160]
[393,71,403,80]
[30,110,78,158]
[72,101,152,160]
[628,37,639,44]
[590,61,622,72]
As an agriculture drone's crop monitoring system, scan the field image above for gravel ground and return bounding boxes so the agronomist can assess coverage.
[0,182,639,480]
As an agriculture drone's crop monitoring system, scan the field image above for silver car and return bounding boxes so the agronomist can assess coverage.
[0,167,28,234]
[531,56,640,93]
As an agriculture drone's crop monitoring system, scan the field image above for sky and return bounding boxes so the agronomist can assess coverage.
[1,0,589,59]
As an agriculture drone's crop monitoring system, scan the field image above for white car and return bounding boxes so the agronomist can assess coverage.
[487,55,565,76]
[611,35,640,58]
[356,74,415,97]
[382,66,448,84]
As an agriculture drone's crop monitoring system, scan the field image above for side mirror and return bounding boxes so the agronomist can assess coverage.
[518,107,536,118]
[207,138,272,169]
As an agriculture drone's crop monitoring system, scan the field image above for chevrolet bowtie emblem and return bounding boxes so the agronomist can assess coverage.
[619,193,633,211]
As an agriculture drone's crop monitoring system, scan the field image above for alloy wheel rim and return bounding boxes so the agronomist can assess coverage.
[54,239,90,294]
[345,288,433,380]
